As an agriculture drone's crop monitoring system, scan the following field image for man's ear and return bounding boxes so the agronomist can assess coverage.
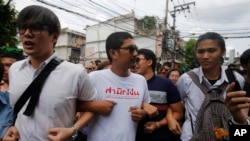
[52,33,59,43]
[109,49,118,61]
[242,64,247,70]
[148,59,153,67]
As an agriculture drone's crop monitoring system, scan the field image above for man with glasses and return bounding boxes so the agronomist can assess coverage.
[86,32,151,141]
[134,49,183,141]
[3,5,97,141]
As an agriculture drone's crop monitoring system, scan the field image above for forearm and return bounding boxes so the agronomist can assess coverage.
[168,103,184,121]
[74,111,95,130]
[142,102,158,118]
[77,100,99,113]
[157,117,168,128]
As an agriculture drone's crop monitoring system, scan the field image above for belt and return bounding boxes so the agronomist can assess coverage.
[153,104,168,111]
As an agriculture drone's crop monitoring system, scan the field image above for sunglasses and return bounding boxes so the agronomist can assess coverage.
[119,45,138,54]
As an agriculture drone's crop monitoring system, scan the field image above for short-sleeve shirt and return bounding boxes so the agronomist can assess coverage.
[9,53,97,141]
[176,66,245,141]
[136,75,181,141]
[87,69,150,141]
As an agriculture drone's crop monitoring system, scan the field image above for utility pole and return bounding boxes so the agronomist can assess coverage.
[161,0,169,62]
[170,2,195,66]
[171,2,195,31]
[164,0,169,29]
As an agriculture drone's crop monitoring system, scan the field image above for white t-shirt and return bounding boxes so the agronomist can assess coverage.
[176,66,245,141]
[9,54,97,141]
[87,69,150,141]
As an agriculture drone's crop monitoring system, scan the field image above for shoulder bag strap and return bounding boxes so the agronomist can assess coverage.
[14,57,63,117]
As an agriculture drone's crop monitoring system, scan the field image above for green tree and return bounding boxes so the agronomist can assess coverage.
[0,0,19,47]
[143,16,156,30]
[183,38,199,70]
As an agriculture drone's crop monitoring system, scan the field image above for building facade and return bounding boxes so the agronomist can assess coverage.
[55,28,86,63]
[84,12,159,61]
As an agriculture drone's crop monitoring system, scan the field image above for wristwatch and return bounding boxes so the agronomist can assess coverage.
[68,126,78,141]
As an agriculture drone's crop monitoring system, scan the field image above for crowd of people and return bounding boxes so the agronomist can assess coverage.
[1,4,250,141]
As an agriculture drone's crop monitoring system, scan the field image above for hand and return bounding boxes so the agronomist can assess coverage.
[225,82,250,124]
[47,127,74,141]
[2,126,19,141]
[75,112,82,121]
[95,100,116,115]
[167,117,182,135]
[142,102,159,118]
[129,106,146,122]
[144,121,158,134]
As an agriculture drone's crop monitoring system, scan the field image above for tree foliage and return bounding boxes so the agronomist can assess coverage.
[143,16,156,30]
[183,39,199,70]
[0,0,19,47]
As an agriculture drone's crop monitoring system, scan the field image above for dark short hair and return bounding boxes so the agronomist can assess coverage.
[105,32,133,62]
[163,62,171,68]
[95,59,101,66]
[166,68,182,78]
[196,32,225,52]
[16,5,61,35]
[240,48,250,66]
[137,49,156,72]
[0,47,24,60]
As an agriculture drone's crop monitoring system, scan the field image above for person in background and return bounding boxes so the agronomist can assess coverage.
[225,48,250,126]
[167,68,182,84]
[0,62,14,140]
[163,61,171,72]
[3,5,97,141]
[0,47,24,91]
[157,66,168,78]
[86,32,151,141]
[176,32,245,141]
[134,49,183,141]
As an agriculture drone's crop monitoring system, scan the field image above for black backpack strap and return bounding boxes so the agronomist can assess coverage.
[14,57,63,117]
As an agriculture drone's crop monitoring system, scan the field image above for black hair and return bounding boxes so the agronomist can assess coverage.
[137,48,156,72]
[105,32,133,62]
[240,48,250,66]
[16,5,61,35]
[195,32,225,52]
[163,62,172,68]
[166,68,182,78]
[95,59,101,66]
[0,47,24,60]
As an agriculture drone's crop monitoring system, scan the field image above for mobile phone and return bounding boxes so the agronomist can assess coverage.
[225,67,242,91]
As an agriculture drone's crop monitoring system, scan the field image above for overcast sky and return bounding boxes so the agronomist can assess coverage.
[9,0,250,55]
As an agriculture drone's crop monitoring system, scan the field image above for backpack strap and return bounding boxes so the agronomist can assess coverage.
[14,57,63,118]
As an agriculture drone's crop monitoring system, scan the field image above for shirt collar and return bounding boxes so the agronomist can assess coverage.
[19,53,58,70]
[197,66,229,85]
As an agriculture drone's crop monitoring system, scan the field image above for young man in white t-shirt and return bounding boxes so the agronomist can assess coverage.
[87,32,150,141]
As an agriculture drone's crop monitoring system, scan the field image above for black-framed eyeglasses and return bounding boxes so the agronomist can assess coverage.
[136,57,146,63]
[119,45,138,54]
[17,24,48,35]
